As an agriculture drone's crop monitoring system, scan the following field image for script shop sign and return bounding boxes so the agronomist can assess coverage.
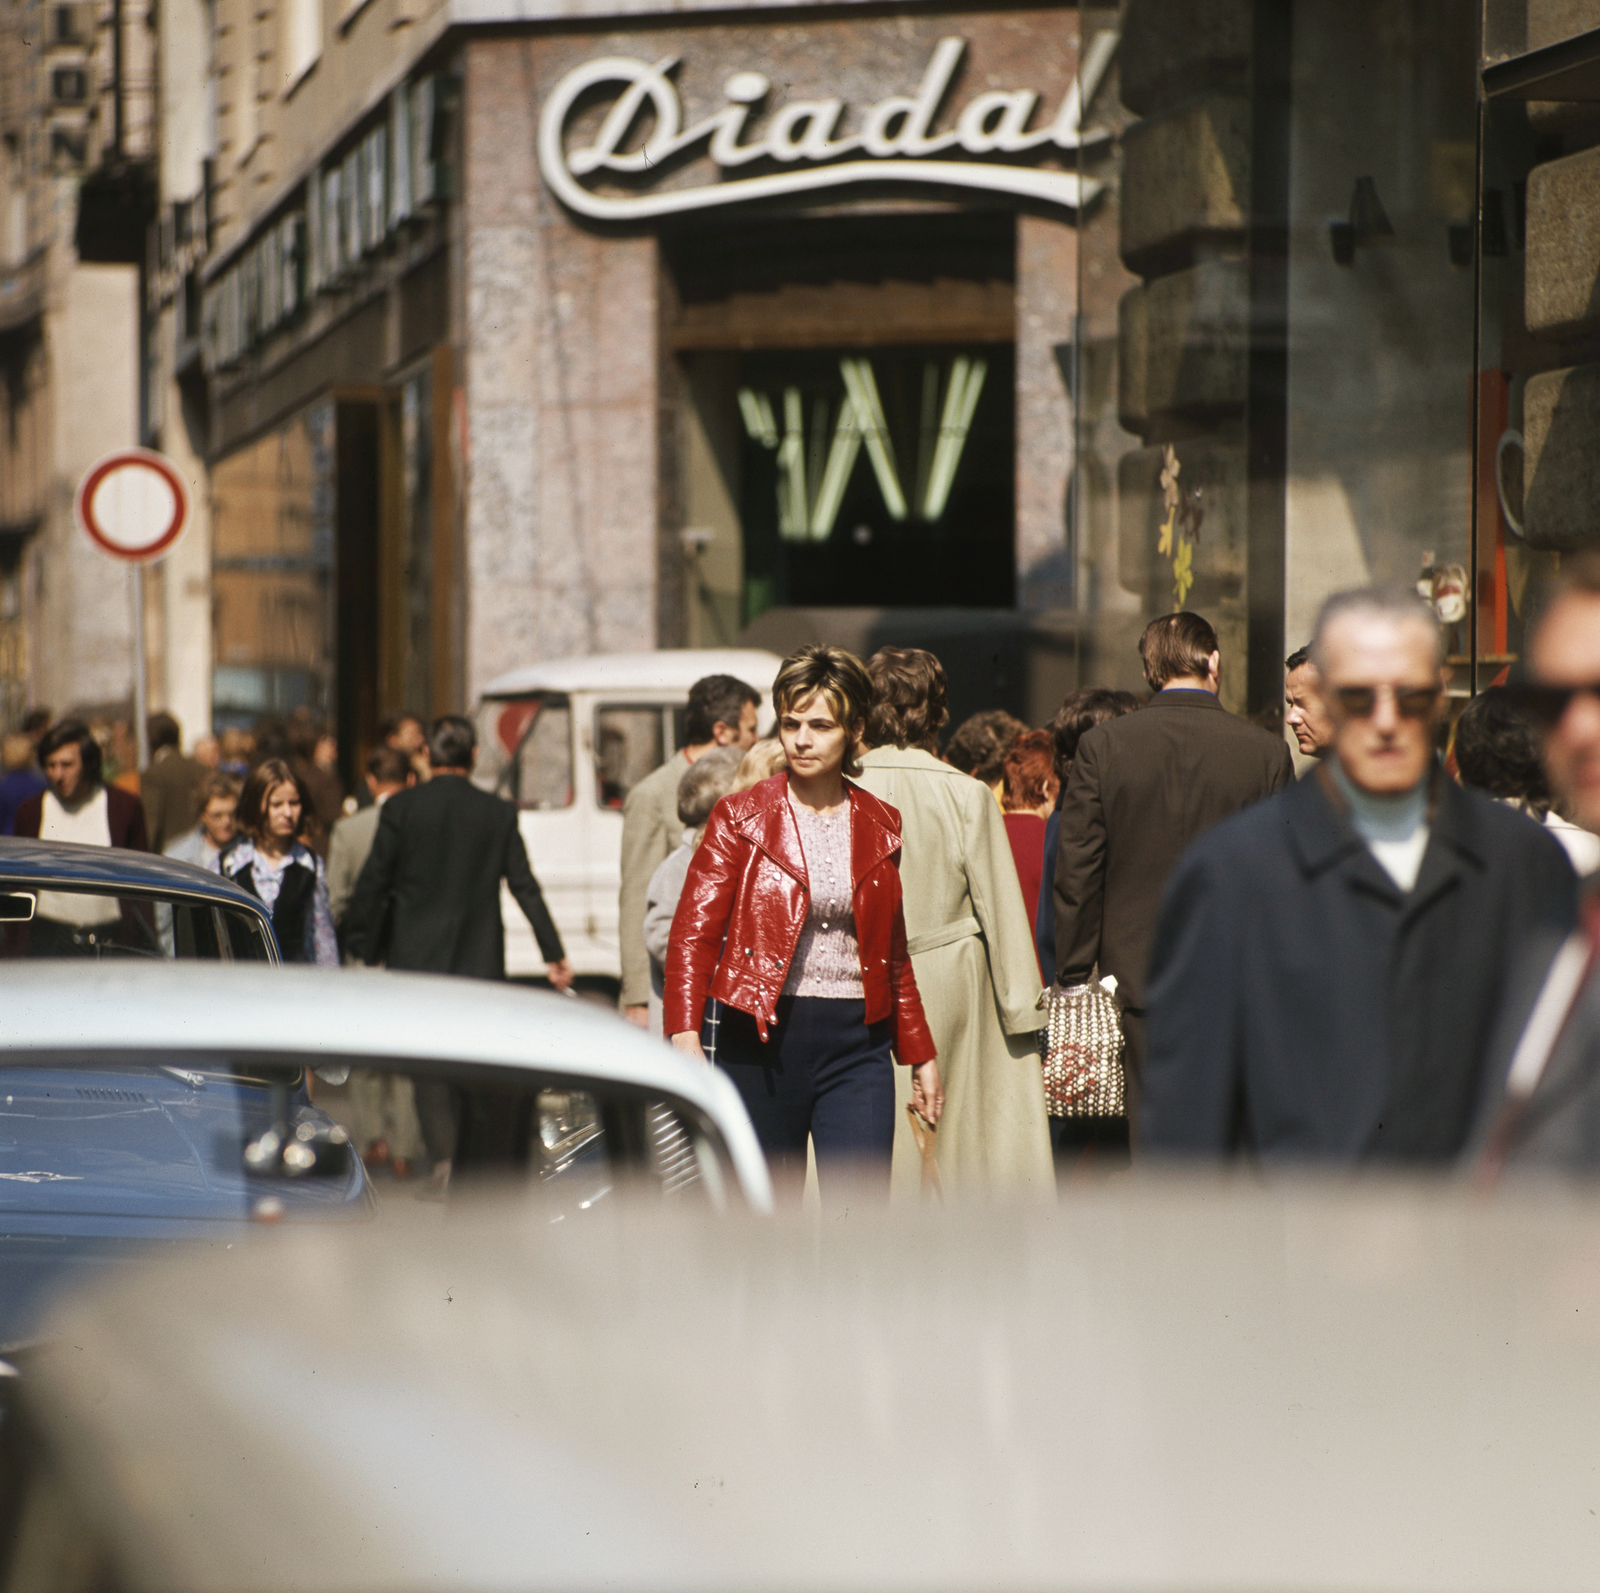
[539,30,1117,224]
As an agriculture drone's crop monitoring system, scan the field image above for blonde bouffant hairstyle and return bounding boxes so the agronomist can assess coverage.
[771,644,873,779]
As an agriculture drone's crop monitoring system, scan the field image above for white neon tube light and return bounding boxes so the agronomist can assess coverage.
[809,395,863,540]
[737,388,777,447]
[922,356,987,521]
[839,358,907,521]
[777,386,808,540]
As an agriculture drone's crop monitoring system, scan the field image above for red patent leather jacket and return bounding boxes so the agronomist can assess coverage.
[662,774,936,1066]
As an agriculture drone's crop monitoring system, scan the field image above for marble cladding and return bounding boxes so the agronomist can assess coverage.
[464,37,661,695]
[1016,215,1078,611]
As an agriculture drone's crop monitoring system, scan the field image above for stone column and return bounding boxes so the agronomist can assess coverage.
[1112,0,1256,713]
[462,38,662,697]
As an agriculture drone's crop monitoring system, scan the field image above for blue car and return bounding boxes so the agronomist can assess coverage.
[0,840,373,1341]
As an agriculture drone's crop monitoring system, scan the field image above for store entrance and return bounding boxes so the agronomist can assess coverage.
[666,209,1017,639]
[736,344,1015,618]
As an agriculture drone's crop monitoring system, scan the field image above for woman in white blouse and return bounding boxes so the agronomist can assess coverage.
[219,758,338,966]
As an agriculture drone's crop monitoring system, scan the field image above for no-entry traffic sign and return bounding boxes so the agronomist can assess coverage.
[75,449,190,563]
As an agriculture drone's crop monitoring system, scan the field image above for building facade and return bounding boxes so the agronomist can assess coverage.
[0,0,160,733]
[6,0,1590,757]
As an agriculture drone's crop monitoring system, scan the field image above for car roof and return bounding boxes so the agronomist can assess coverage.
[479,648,784,698]
[0,961,742,1121]
[0,837,262,908]
[23,1178,1600,1592]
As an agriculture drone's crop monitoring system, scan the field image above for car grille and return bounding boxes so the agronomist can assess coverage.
[646,1103,702,1197]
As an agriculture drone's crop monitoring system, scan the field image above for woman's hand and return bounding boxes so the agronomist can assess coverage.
[911,1059,943,1125]
[669,1030,707,1064]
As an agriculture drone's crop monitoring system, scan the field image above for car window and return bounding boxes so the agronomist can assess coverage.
[474,696,574,810]
[595,704,666,809]
[0,1053,728,1216]
[0,892,275,962]
[0,1049,738,1347]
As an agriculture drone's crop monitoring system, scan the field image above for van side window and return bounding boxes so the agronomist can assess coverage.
[594,706,666,809]
[474,696,574,809]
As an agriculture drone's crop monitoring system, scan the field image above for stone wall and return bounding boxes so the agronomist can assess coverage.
[1111,0,1252,713]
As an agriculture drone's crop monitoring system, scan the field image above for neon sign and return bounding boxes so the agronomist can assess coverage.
[539,32,1116,223]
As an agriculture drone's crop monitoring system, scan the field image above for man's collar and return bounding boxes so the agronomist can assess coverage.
[1291,760,1486,878]
[1148,688,1224,710]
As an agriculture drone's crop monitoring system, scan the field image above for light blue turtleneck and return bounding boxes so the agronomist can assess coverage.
[1331,761,1430,891]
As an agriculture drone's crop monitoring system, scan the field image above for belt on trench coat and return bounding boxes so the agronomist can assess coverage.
[905,915,982,958]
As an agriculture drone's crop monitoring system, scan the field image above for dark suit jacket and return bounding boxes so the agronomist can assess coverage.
[14,785,149,851]
[343,774,564,978]
[1053,690,1293,1008]
[140,748,207,855]
[1142,768,1577,1164]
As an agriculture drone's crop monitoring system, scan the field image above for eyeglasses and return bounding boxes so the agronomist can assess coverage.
[1330,683,1441,720]
[1505,681,1600,731]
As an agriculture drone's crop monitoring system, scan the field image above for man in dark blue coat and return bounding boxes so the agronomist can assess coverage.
[1143,587,1577,1164]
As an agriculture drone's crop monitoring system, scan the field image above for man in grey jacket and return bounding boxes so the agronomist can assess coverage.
[618,675,758,1026]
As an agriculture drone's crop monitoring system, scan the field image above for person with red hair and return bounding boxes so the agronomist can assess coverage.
[1000,730,1057,975]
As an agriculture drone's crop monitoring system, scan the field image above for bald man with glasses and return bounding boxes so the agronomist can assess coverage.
[1140,586,1576,1166]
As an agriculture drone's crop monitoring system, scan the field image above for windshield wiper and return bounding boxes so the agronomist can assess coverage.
[160,1067,207,1089]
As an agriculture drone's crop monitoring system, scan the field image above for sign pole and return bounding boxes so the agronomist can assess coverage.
[74,448,189,774]
[132,563,149,771]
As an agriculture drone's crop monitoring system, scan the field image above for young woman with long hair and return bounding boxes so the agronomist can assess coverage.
[220,757,338,966]
[663,644,941,1198]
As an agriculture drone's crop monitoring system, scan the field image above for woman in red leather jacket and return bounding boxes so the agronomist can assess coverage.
[664,644,942,1197]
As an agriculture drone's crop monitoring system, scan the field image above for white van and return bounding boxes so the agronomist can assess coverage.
[472,649,784,980]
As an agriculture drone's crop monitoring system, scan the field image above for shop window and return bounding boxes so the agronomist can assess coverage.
[594,705,665,810]
[211,403,335,732]
[49,68,88,105]
[736,345,1014,620]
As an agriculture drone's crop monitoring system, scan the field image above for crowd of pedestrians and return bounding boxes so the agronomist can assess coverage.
[17,564,1600,1198]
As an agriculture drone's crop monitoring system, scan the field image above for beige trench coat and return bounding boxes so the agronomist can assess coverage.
[855,746,1052,1199]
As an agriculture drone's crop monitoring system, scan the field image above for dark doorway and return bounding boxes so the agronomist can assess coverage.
[335,400,381,795]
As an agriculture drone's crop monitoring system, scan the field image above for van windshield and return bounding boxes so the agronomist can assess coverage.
[473,695,574,809]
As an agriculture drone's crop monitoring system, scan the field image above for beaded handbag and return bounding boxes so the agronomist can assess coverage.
[1036,973,1125,1118]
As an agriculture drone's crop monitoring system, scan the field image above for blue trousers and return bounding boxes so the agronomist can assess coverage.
[706,995,895,1195]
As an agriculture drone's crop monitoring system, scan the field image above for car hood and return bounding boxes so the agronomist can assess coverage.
[20,1177,1600,1593]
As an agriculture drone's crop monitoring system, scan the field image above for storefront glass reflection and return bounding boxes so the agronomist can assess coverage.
[1071,0,1479,723]
[210,401,335,729]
